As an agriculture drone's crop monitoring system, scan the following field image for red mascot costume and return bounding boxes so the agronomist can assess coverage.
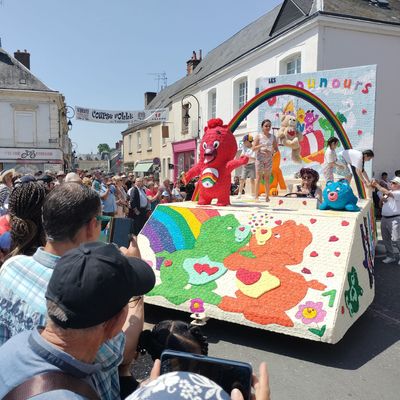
[183,118,248,206]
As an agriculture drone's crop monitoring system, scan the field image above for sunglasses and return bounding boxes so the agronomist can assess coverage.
[303,175,313,180]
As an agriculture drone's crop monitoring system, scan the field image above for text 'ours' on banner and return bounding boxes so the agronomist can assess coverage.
[256,65,376,180]
[75,106,168,124]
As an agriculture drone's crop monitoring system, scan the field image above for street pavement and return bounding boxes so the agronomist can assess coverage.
[142,239,400,400]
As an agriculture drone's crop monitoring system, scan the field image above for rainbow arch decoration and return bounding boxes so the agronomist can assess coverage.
[227,84,366,199]
[141,206,220,269]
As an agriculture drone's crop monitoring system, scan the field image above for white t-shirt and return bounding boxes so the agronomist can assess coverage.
[341,149,363,170]
[241,146,256,164]
[381,190,400,217]
[324,147,337,164]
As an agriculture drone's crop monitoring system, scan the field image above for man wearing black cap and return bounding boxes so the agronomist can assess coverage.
[0,183,149,399]
[0,242,155,399]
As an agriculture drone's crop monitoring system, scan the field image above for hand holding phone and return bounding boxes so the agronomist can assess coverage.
[160,350,253,400]
[119,234,141,259]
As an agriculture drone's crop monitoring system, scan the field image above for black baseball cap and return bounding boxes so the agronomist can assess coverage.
[38,174,54,183]
[45,242,155,329]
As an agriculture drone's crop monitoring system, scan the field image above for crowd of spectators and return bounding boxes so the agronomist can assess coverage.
[0,167,269,399]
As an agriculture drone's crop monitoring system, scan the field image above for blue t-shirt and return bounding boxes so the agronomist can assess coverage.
[0,329,101,399]
[101,184,117,213]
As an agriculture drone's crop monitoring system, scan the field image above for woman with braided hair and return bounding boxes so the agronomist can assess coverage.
[7,182,47,258]
[137,320,209,361]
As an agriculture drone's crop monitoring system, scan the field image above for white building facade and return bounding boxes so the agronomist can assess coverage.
[147,0,400,180]
[0,49,70,174]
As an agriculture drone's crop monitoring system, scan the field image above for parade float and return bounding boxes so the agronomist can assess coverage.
[138,65,377,344]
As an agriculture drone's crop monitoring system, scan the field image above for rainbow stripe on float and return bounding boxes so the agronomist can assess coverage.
[227,84,366,199]
[141,205,220,269]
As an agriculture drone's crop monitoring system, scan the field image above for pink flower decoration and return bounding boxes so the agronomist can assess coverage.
[189,298,205,313]
[295,301,326,324]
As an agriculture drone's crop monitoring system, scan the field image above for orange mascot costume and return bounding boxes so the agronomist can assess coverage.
[183,118,248,206]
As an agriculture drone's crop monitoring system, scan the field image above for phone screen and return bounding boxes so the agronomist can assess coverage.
[160,351,252,400]
[109,217,134,248]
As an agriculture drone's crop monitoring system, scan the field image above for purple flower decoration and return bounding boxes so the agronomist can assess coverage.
[295,301,326,324]
[190,298,205,314]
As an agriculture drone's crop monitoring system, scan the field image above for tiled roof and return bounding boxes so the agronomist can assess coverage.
[147,0,400,109]
[0,48,55,92]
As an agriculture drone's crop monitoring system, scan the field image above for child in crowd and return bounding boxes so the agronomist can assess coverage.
[322,137,343,181]
[238,134,256,198]
[253,119,278,202]
[137,320,208,361]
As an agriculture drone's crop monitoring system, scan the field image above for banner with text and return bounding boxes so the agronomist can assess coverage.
[256,64,376,178]
[75,106,168,124]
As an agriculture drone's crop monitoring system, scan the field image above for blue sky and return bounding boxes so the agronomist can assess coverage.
[0,0,282,154]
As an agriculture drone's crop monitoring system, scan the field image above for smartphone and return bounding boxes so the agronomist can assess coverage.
[160,350,252,400]
[109,217,134,248]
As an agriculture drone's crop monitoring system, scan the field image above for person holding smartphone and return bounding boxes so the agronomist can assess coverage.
[126,360,270,400]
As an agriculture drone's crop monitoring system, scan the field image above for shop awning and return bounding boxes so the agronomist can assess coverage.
[133,161,153,173]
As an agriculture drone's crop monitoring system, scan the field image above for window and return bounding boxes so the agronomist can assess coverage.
[147,128,152,149]
[233,78,248,119]
[286,55,301,75]
[137,132,141,151]
[238,80,248,109]
[15,111,35,145]
[182,104,189,134]
[128,135,132,154]
[208,89,217,119]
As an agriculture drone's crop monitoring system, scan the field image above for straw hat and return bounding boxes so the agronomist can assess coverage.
[0,169,15,183]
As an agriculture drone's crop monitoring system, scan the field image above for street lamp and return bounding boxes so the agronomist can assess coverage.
[62,105,75,131]
[181,94,200,138]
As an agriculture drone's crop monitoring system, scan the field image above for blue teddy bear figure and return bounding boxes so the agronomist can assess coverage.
[319,179,360,212]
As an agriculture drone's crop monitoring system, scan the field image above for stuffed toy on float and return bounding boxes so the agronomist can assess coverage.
[319,179,360,212]
[183,118,248,206]
[277,114,303,163]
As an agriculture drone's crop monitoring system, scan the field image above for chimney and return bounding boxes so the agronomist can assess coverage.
[144,92,157,107]
[14,49,30,70]
[186,50,202,75]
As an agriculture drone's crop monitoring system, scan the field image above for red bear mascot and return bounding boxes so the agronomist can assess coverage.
[183,118,248,206]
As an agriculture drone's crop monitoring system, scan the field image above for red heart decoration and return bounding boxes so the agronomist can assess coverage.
[239,226,245,231]
[326,272,334,278]
[275,220,282,225]
[341,306,345,314]
[278,200,284,205]
[164,259,173,267]
[301,268,311,274]
[267,96,277,106]
[329,235,339,242]
[362,109,367,114]
[310,218,317,224]
[261,229,268,234]
[302,201,307,205]
[236,269,262,285]
[310,251,318,257]
[341,221,349,226]
[194,263,219,276]
[283,158,287,161]
[357,130,363,135]
[287,130,296,137]
[334,251,341,257]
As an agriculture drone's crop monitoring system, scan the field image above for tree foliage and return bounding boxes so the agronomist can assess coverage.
[97,143,111,154]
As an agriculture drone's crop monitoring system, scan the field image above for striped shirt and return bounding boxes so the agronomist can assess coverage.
[0,247,125,400]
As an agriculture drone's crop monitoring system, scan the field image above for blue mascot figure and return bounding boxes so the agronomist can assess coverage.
[319,179,360,212]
